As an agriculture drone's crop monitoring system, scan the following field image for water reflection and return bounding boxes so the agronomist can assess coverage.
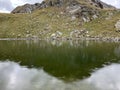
[0,61,120,90]
[87,63,120,90]
[0,40,120,81]
[0,61,97,90]
[114,46,120,57]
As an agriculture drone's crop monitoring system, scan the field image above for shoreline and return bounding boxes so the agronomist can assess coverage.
[0,37,120,42]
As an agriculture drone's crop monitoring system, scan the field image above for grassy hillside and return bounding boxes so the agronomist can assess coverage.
[83,10,120,37]
[0,7,120,39]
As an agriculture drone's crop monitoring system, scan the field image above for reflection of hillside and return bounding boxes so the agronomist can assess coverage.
[114,45,120,57]
[0,40,120,81]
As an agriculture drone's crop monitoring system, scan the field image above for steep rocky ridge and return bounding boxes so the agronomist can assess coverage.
[11,0,116,25]
[11,0,115,14]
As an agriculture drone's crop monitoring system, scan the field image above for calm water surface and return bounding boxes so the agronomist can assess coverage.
[0,40,120,90]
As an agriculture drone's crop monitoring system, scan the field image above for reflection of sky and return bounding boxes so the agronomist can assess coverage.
[87,63,120,90]
[0,61,120,90]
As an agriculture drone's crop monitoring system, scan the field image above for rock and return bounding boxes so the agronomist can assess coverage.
[86,34,90,37]
[32,35,38,39]
[74,5,99,22]
[82,16,90,22]
[115,20,120,32]
[56,31,63,36]
[71,16,76,21]
[26,31,30,34]
[12,4,36,13]
[92,14,98,19]
[51,33,56,37]
[60,12,64,15]
[17,34,21,38]
[44,24,52,31]
[67,5,81,14]
[70,29,89,38]
[26,34,32,38]
[50,31,63,39]
[105,12,114,20]
[57,15,60,18]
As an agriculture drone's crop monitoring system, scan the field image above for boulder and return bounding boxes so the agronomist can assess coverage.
[50,31,63,39]
[115,20,120,32]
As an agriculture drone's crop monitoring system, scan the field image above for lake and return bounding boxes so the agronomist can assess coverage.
[0,40,120,90]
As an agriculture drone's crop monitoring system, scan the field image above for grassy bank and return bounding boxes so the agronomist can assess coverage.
[0,7,120,38]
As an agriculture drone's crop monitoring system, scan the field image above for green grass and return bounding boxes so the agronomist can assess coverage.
[0,6,120,38]
[83,10,120,37]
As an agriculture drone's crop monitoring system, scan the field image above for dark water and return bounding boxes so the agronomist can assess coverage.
[0,40,120,90]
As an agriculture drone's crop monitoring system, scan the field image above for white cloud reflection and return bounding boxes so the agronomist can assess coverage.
[87,63,120,90]
[0,61,120,90]
[0,61,96,90]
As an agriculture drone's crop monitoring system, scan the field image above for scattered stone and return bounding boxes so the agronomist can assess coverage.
[50,31,63,39]
[26,31,30,34]
[26,34,32,38]
[92,14,98,19]
[82,16,90,22]
[56,31,63,36]
[17,34,21,38]
[105,12,113,20]
[32,35,38,39]
[60,12,64,15]
[57,15,60,18]
[67,5,81,14]
[44,24,51,31]
[86,34,90,37]
[51,33,56,37]
[71,16,76,21]
[70,29,89,38]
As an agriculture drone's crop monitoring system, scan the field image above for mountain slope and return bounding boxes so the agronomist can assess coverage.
[0,0,120,39]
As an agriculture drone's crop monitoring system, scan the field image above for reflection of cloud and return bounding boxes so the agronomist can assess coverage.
[0,61,97,90]
[87,64,120,90]
[0,61,120,90]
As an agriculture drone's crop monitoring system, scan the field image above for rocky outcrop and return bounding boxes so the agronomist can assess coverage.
[11,1,48,13]
[90,0,115,9]
[115,20,120,32]
[70,29,89,38]
[50,31,63,39]
[11,0,115,14]
[12,4,36,13]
